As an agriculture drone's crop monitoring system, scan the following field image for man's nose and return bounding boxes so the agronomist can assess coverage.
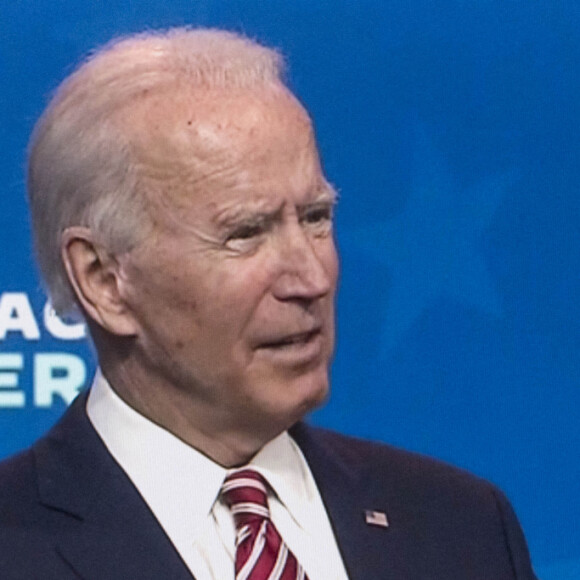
[271,225,335,302]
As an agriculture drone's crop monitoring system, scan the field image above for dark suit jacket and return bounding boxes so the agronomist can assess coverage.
[0,392,537,579]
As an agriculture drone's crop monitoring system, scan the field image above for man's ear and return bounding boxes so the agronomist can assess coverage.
[61,227,138,336]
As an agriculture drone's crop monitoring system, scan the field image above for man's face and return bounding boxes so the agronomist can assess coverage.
[116,87,338,446]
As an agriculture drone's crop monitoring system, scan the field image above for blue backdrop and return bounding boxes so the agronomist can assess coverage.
[1,2,578,577]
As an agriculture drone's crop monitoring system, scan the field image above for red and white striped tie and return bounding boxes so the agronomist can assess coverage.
[221,469,309,580]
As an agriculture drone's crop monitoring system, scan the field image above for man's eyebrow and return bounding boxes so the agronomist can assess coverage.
[291,182,338,207]
[212,184,338,228]
[212,204,284,228]
[314,182,339,204]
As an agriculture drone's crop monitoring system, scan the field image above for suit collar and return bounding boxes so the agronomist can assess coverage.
[34,391,111,517]
[290,423,396,580]
[32,391,194,580]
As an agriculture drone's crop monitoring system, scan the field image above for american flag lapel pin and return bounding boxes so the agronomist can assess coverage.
[365,510,389,528]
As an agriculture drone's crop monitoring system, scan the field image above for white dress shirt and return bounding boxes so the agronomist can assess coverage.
[86,370,349,580]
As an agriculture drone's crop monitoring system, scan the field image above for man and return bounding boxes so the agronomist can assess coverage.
[0,28,537,579]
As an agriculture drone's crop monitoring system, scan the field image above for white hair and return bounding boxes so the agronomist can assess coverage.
[27,28,286,316]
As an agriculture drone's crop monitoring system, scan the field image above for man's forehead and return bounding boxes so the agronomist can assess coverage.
[122,84,317,198]
[124,83,312,148]
[118,83,323,221]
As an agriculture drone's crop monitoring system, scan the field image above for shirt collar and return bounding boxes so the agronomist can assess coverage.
[86,370,312,536]
[246,433,314,531]
[87,370,226,541]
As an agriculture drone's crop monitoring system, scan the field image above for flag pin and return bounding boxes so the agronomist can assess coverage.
[365,510,389,528]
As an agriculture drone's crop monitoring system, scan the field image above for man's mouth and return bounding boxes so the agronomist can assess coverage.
[258,328,321,349]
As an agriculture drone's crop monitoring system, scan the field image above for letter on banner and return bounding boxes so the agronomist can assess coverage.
[0,293,41,340]
[0,354,25,408]
[34,353,86,407]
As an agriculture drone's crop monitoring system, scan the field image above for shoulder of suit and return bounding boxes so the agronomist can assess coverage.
[292,422,502,499]
[0,391,91,511]
[0,447,38,515]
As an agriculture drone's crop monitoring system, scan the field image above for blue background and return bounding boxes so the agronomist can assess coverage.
[1,2,579,577]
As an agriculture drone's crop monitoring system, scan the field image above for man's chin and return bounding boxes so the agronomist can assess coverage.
[291,371,330,420]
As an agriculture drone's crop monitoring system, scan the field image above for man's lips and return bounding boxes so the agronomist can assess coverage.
[256,328,322,349]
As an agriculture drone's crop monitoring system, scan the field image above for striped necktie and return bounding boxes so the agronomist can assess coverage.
[221,469,309,580]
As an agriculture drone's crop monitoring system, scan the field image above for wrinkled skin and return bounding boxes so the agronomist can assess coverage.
[96,85,338,465]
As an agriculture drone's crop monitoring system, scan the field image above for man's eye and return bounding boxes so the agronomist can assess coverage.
[302,206,333,226]
[228,224,264,240]
[304,207,332,224]
[224,222,267,254]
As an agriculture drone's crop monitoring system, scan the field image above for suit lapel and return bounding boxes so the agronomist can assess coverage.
[33,392,194,580]
[290,423,408,580]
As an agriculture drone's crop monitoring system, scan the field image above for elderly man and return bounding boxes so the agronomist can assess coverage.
[0,28,536,579]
